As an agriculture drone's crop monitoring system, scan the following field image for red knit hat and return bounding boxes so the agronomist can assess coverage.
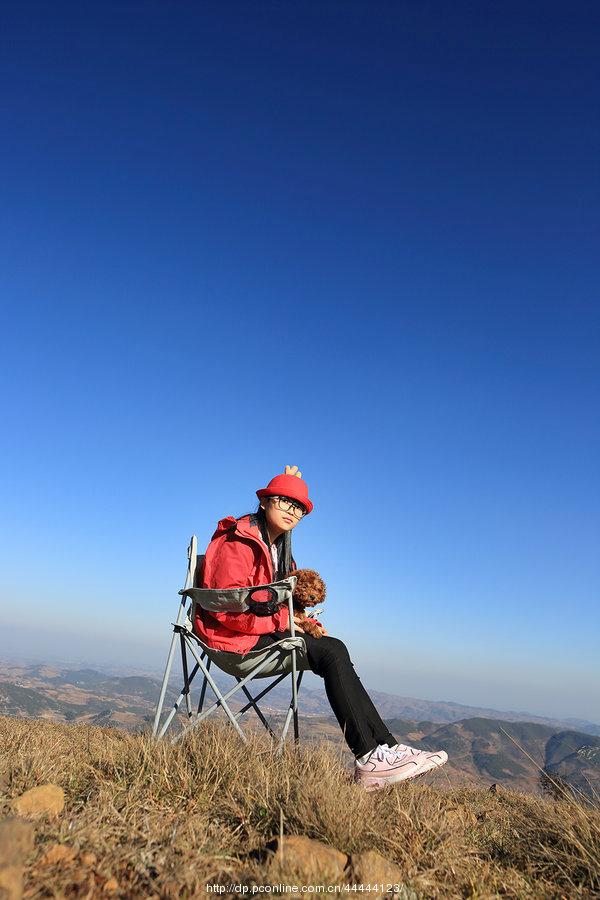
[256,473,314,515]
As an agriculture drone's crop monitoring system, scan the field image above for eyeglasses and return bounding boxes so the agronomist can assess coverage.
[271,495,306,519]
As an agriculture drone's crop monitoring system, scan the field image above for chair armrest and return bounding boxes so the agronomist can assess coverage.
[181,576,298,615]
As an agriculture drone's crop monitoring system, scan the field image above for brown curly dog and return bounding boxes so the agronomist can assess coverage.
[292,568,327,638]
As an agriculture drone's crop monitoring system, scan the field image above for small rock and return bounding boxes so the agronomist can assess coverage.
[80,852,97,867]
[39,844,76,867]
[269,835,347,881]
[0,819,35,866]
[349,849,405,887]
[0,865,24,900]
[12,785,64,821]
[489,783,500,794]
[103,876,120,893]
[0,819,35,900]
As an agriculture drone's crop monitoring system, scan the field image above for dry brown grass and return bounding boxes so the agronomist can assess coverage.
[1,715,599,898]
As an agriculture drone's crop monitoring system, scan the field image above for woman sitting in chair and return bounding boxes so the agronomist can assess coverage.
[194,465,448,790]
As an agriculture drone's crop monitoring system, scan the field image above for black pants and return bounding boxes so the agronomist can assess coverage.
[252,631,396,758]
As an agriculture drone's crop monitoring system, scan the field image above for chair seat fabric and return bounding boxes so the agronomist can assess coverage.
[187,631,311,677]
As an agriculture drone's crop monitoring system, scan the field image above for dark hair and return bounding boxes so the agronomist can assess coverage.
[237,501,295,581]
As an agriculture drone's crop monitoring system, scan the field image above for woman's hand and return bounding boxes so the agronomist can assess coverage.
[292,614,306,633]
[293,614,328,636]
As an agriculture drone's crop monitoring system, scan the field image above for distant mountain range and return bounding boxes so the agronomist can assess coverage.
[366,690,600,736]
[387,716,600,797]
[1,660,598,798]
[3,660,598,734]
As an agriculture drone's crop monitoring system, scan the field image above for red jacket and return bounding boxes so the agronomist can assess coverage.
[193,514,292,654]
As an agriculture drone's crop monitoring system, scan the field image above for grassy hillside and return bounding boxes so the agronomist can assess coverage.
[1,716,599,898]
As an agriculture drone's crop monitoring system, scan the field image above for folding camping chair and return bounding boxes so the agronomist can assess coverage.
[152,536,312,747]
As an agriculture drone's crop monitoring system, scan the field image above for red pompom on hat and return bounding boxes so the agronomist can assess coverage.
[256,473,314,514]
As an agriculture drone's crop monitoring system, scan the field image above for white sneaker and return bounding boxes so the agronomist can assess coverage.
[384,741,422,756]
[354,744,445,791]
[386,742,449,776]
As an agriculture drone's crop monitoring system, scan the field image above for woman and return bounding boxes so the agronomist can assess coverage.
[194,466,448,790]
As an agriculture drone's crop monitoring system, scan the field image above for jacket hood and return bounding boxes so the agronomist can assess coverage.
[211,514,261,542]
[209,514,272,581]
[211,516,238,538]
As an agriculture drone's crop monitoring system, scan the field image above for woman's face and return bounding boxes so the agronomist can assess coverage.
[261,495,305,537]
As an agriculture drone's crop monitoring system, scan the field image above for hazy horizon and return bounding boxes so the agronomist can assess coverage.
[2,621,597,727]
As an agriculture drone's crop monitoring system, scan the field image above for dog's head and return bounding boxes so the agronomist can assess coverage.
[292,568,326,608]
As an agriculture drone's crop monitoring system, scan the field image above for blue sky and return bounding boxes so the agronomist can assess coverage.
[1,2,599,722]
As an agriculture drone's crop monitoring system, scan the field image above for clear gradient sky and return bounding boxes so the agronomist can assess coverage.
[1,2,599,722]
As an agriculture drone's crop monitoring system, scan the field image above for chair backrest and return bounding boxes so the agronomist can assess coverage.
[193,554,206,588]
[184,536,198,590]
[182,537,206,589]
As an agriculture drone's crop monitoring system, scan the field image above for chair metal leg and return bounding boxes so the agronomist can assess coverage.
[235,681,278,739]
[180,633,193,719]
[158,662,200,738]
[292,666,304,744]
[152,628,180,736]
[278,670,304,751]
[234,670,289,714]
[286,595,301,745]
[153,573,194,736]
[197,654,210,714]
[290,646,300,743]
